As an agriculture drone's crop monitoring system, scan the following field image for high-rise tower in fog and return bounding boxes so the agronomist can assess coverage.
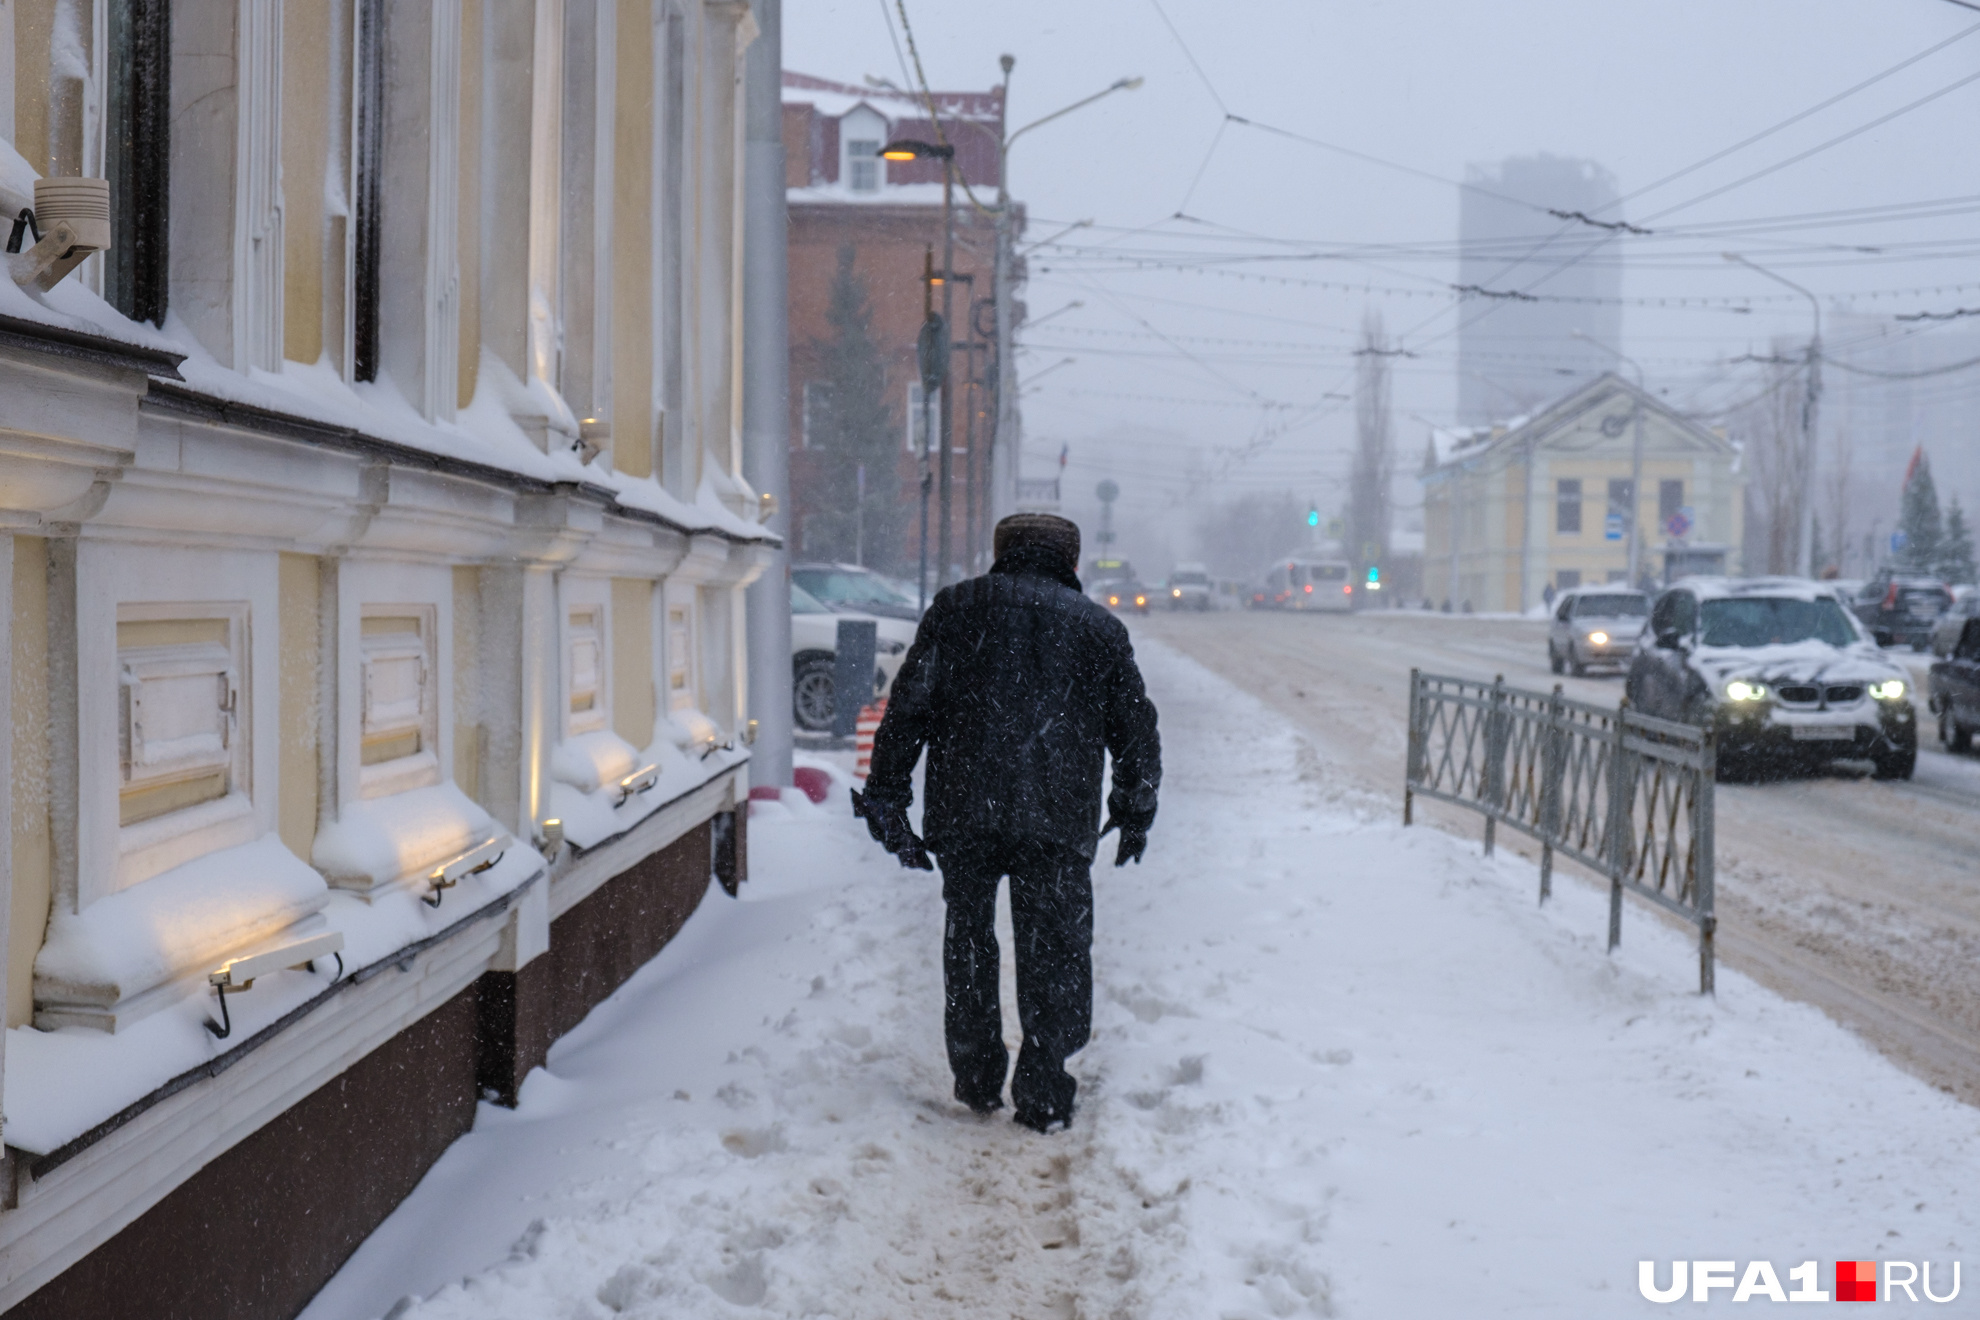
[1457,155,1622,425]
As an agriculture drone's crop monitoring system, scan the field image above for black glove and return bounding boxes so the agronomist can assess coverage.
[1100,811,1154,867]
[851,789,934,871]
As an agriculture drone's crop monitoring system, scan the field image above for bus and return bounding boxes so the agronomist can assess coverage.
[1250,556,1355,612]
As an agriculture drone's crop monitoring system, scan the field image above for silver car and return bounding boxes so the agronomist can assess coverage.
[1548,586,1650,676]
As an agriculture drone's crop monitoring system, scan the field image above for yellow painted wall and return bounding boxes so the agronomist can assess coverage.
[13,0,53,175]
[282,0,332,365]
[611,0,655,478]
[10,537,49,1028]
[612,578,655,748]
[457,0,483,409]
[453,566,482,801]
[277,553,320,860]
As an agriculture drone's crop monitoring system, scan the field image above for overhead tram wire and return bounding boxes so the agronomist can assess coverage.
[1377,15,1980,355]
[1639,66,1980,225]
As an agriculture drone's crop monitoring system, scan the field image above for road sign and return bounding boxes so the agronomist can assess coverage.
[1096,479,1119,504]
[1891,530,1908,553]
[1664,509,1693,539]
[1604,512,1624,542]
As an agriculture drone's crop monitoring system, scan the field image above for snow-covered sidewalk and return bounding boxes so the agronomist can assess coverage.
[303,640,1980,1319]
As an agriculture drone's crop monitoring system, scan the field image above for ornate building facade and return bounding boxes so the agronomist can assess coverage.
[0,3,773,1313]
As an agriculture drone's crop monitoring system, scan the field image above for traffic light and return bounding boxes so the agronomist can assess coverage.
[1366,564,1381,591]
[1307,507,1320,528]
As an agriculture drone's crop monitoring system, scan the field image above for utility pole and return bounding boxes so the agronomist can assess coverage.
[739,0,791,786]
[988,61,1143,530]
[991,55,1017,530]
[1725,253,1821,578]
[937,151,956,588]
[915,246,946,611]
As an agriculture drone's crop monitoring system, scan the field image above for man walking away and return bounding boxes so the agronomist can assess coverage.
[853,513,1161,1132]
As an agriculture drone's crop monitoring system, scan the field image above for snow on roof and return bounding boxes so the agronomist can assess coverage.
[782,70,1001,124]
[786,182,951,208]
[1673,575,1841,602]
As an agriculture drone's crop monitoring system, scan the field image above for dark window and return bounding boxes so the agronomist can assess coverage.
[1660,479,1685,524]
[352,0,385,382]
[1556,568,1581,591]
[104,0,170,325]
[1608,478,1634,517]
[1555,479,1582,534]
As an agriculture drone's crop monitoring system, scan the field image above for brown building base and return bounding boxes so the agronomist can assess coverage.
[10,816,734,1320]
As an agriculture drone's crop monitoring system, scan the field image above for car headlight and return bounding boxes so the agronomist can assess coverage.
[1172,588,1182,597]
[1869,679,1906,701]
[1135,595,1147,606]
[1724,680,1767,702]
[1586,630,1609,645]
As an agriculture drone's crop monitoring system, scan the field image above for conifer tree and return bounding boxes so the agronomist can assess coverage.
[1896,452,1943,575]
[806,245,902,566]
[1938,496,1978,585]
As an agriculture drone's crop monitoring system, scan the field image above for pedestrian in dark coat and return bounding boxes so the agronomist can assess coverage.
[854,513,1161,1132]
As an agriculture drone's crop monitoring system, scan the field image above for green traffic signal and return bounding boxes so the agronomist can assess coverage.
[1307,508,1319,527]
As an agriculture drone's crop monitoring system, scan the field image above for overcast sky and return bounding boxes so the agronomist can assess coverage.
[786,0,1980,566]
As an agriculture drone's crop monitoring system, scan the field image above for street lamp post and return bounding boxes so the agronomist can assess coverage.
[990,61,1142,526]
[1573,329,1650,590]
[1725,253,1822,578]
[884,139,958,594]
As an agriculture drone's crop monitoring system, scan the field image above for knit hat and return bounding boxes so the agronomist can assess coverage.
[993,513,1081,568]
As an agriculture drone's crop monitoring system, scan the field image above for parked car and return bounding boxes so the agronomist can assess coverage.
[792,562,922,621]
[1849,572,1952,651]
[1167,562,1213,610]
[1928,615,1980,751]
[1929,584,1980,658]
[1547,586,1649,676]
[1626,577,1915,779]
[790,585,914,733]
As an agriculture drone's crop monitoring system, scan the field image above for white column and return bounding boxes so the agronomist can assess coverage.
[379,0,462,422]
[234,0,284,373]
[527,0,565,397]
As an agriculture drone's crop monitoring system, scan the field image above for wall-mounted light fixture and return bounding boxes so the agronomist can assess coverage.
[207,929,346,1039]
[8,177,111,292]
[535,818,565,860]
[743,719,760,746]
[575,417,610,465]
[422,836,506,908]
[758,491,778,522]
[614,764,659,806]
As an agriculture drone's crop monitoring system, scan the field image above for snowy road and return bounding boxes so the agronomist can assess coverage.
[303,637,1980,1318]
[1138,608,1980,1108]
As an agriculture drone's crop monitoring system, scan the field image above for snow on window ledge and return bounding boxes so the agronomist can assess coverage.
[312,781,507,898]
[33,834,329,1032]
[549,726,744,852]
[6,845,546,1158]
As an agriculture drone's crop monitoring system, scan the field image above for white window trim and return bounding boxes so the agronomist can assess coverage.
[562,577,613,740]
[358,603,441,800]
[112,601,257,890]
[665,598,696,715]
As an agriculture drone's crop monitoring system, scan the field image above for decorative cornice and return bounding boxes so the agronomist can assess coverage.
[139,380,778,546]
[0,313,185,381]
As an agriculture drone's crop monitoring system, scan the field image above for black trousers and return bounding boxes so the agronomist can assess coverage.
[936,838,1094,1121]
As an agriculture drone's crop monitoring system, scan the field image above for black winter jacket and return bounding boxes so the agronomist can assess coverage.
[864,545,1161,861]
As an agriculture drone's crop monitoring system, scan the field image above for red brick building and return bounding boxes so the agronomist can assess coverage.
[782,71,1020,582]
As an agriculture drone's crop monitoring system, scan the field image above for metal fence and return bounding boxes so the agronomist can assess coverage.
[1404,670,1718,993]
